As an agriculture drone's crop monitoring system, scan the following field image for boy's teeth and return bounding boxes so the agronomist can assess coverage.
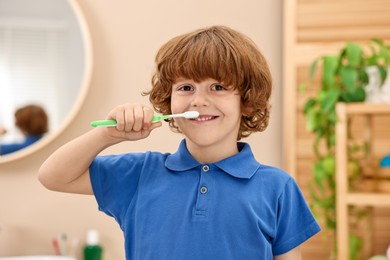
[195,116,214,121]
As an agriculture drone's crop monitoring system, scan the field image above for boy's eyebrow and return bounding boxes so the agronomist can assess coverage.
[172,79,193,85]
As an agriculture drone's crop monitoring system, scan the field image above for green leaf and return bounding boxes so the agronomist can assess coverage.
[299,82,307,93]
[323,56,339,88]
[349,233,362,260]
[328,110,338,124]
[340,66,358,91]
[326,217,336,230]
[318,196,334,209]
[313,134,323,158]
[340,86,366,102]
[309,58,319,81]
[351,87,366,101]
[372,38,384,46]
[308,183,320,206]
[313,162,327,191]
[320,88,340,113]
[328,134,336,147]
[305,109,319,132]
[365,55,377,66]
[346,43,362,67]
[321,156,335,175]
[359,70,369,86]
[378,66,388,86]
[303,98,317,114]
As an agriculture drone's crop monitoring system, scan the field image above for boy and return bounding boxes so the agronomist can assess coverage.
[39,25,320,259]
[1,104,48,155]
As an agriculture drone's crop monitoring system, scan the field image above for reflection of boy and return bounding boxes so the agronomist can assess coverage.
[39,26,320,259]
[0,104,48,155]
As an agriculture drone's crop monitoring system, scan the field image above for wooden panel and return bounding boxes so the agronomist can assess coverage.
[297,0,390,42]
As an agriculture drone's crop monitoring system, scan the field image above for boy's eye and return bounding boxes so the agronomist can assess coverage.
[178,85,193,91]
[211,84,226,91]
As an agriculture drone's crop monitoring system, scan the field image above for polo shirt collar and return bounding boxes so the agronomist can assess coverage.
[165,139,260,179]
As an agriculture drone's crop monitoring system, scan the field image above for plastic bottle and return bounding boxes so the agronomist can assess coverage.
[83,229,103,260]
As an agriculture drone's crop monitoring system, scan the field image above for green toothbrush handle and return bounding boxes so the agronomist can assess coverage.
[91,115,169,127]
[90,119,117,127]
[151,115,170,122]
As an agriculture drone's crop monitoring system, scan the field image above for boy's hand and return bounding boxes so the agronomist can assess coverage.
[39,103,162,195]
[0,127,7,135]
[103,103,162,142]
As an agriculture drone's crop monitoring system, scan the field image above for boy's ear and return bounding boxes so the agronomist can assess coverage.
[241,105,254,116]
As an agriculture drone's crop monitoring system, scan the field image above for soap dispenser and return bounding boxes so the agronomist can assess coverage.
[83,229,103,260]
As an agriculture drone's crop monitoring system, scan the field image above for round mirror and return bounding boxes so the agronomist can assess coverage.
[0,0,92,163]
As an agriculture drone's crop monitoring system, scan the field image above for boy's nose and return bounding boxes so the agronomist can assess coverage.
[190,91,210,107]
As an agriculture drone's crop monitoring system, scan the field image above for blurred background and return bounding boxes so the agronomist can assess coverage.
[1,0,390,259]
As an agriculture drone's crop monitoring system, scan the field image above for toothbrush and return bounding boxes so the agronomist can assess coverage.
[90,111,200,127]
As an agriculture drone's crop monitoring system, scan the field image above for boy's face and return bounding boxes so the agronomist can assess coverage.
[171,77,243,154]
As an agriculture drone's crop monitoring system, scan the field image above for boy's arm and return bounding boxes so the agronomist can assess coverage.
[274,247,302,260]
[38,103,161,195]
[38,128,113,194]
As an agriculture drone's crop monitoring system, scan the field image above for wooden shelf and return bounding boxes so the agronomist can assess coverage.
[336,102,390,260]
[347,193,390,207]
[344,103,390,115]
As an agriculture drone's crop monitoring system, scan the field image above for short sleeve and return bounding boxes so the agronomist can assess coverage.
[89,153,145,227]
[272,178,321,255]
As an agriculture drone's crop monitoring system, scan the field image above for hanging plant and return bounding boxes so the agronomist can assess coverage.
[300,39,390,260]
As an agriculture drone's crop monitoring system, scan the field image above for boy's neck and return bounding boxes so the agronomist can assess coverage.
[185,139,239,164]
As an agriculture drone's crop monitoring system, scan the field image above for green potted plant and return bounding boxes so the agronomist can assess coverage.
[300,39,390,260]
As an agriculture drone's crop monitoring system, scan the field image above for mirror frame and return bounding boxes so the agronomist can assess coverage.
[0,0,93,164]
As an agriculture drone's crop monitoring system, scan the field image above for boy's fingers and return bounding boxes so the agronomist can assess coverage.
[105,103,159,138]
[137,121,162,139]
[115,109,126,131]
[151,121,163,130]
[131,104,144,132]
[142,106,155,129]
[121,106,133,132]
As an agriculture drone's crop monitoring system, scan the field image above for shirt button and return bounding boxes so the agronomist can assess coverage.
[202,165,210,172]
[200,186,208,194]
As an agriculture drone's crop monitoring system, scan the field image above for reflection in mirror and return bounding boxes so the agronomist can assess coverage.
[0,0,92,161]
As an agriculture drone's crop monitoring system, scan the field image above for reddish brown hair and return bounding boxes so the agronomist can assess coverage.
[15,104,48,135]
[144,25,272,140]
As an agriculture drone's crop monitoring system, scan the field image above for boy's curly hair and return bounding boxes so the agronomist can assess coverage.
[15,104,48,135]
[143,25,272,140]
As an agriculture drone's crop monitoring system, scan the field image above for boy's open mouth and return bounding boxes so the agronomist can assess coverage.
[192,116,217,122]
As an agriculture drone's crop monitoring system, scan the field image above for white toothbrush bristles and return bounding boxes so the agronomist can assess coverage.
[182,111,199,119]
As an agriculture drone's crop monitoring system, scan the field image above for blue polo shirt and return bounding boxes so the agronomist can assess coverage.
[0,135,42,155]
[90,140,320,259]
